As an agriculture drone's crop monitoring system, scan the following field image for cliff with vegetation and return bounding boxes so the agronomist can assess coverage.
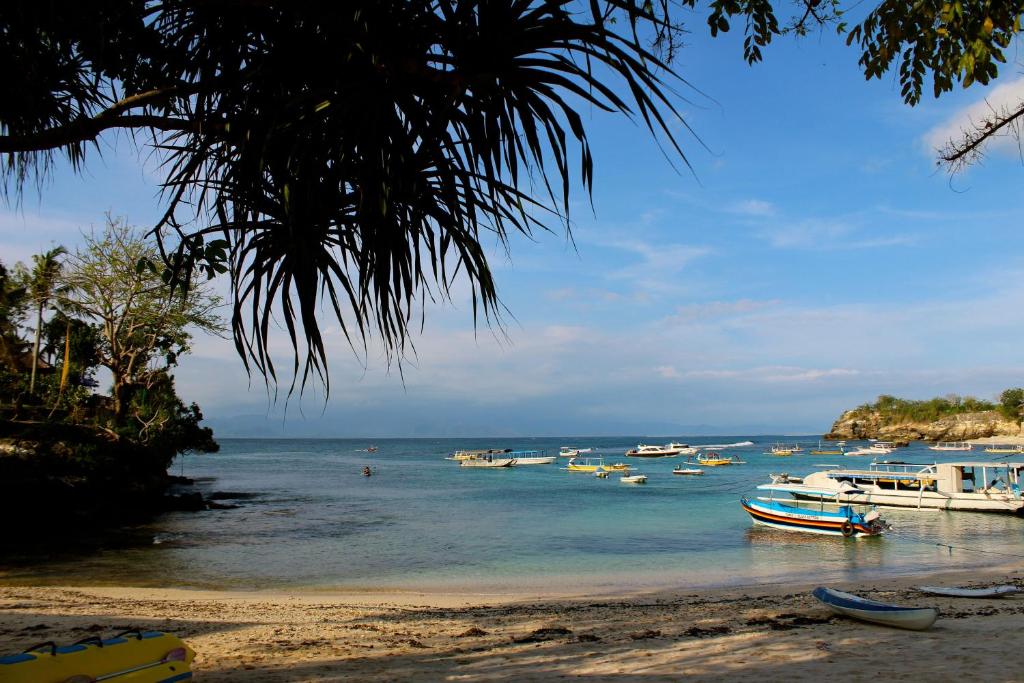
[825,392,1024,441]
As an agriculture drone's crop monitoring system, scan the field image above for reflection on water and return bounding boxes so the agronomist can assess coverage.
[1,436,1021,591]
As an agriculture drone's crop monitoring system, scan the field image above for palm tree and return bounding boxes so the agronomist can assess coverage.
[27,246,67,395]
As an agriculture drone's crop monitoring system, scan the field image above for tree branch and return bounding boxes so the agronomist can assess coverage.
[940,99,1024,171]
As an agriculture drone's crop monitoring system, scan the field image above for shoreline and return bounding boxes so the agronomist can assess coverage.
[3,564,1023,681]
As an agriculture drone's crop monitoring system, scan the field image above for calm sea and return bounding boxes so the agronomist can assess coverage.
[3,437,1022,593]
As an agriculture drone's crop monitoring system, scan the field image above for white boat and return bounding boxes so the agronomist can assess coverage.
[620,474,648,484]
[758,460,1024,514]
[741,497,887,537]
[929,441,973,451]
[460,457,516,468]
[508,450,556,465]
[625,444,681,457]
[666,443,700,455]
[812,587,938,630]
[697,441,755,449]
[916,585,1019,598]
[673,467,704,475]
[845,444,894,456]
[447,448,510,461]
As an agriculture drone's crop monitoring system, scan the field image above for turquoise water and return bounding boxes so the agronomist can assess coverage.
[3,437,1023,592]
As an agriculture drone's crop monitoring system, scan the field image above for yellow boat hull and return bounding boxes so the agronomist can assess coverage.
[0,631,194,683]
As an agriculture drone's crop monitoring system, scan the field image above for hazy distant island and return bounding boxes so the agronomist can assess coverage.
[825,390,1024,442]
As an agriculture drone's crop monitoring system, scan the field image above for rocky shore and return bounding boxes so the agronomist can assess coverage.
[825,408,1023,442]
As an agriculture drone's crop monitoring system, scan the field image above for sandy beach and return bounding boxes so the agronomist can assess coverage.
[3,566,1023,682]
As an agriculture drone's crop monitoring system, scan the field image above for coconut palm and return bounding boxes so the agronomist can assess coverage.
[26,246,67,394]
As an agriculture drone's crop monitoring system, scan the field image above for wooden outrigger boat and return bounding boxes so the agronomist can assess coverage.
[984,444,1023,454]
[565,458,629,473]
[812,587,938,630]
[460,456,516,468]
[740,497,888,537]
[696,452,733,466]
[929,441,973,451]
[448,448,510,461]
[810,440,844,455]
[507,450,556,465]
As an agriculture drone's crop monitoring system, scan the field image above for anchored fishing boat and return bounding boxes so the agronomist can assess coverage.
[810,440,844,455]
[565,458,629,473]
[696,452,733,466]
[460,456,516,468]
[620,474,648,484]
[929,441,973,451]
[507,450,556,465]
[767,443,794,456]
[812,587,938,630]
[758,460,1024,514]
[740,497,888,537]
[447,448,511,461]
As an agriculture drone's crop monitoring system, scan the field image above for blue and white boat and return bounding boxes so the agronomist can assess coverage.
[740,496,888,537]
[812,587,938,630]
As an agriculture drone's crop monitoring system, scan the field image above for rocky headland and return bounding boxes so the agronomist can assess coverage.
[825,409,1023,442]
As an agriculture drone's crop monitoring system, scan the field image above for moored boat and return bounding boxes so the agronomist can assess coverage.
[565,457,630,473]
[460,457,516,468]
[984,444,1024,454]
[697,452,733,466]
[740,497,887,537]
[508,450,556,465]
[448,448,511,461]
[810,440,844,455]
[768,443,794,456]
[929,441,973,451]
[621,474,648,484]
[758,460,1024,514]
[812,587,938,630]
[625,444,682,457]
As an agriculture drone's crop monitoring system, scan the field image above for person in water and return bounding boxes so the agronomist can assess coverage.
[362,466,372,477]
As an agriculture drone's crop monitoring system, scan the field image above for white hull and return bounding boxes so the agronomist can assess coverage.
[791,488,1022,513]
[750,517,865,537]
[460,458,516,468]
[917,585,1019,598]
[814,589,938,630]
[512,456,556,465]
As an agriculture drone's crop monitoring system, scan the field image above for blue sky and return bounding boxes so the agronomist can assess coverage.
[3,20,1024,437]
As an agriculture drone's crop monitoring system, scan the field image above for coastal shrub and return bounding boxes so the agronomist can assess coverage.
[853,393,999,423]
[999,388,1024,420]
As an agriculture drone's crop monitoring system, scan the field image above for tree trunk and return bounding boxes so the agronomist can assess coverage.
[29,301,43,394]
[59,319,71,392]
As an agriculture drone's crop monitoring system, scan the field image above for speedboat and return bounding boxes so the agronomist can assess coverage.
[740,497,888,537]
[621,474,648,484]
[625,444,681,457]
[757,460,1024,514]
[666,442,700,455]
[673,466,704,475]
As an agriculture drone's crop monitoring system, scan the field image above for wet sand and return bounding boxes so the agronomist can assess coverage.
[2,565,1023,681]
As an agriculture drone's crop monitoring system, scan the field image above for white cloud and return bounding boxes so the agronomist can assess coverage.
[728,199,776,217]
[759,218,917,250]
[923,77,1024,158]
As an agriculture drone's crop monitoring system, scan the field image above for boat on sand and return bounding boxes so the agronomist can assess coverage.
[812,587,938,630]
[915,585,1019,598]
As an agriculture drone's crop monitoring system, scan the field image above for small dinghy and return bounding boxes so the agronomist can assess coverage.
[620,474,648,484]
[673,467,704,475]
[812,587,938,630]
[916,585,1020,598]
